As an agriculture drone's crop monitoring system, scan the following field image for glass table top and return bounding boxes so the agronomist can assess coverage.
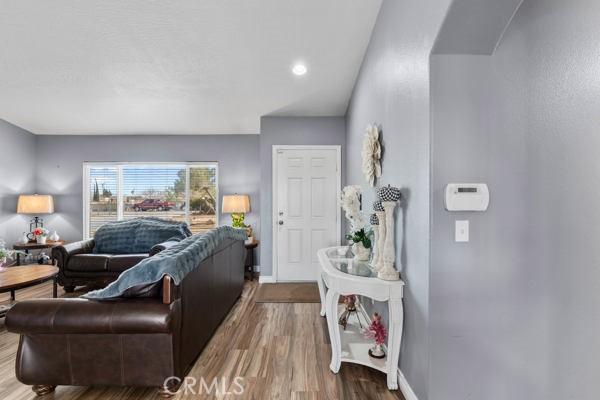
[325,247,377,278]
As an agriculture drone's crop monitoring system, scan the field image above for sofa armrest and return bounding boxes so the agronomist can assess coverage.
[52,239,95,268]
[149,240,180,257]
[5,298,175,335]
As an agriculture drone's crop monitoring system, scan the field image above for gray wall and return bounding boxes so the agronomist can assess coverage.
[432,0,523,55]
[0,120,37,245]
[259,116,346,277]
[430,0,600,398]
[344,0,451,398]
[35,135,260,262]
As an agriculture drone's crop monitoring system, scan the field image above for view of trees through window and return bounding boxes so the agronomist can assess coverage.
[85,163,217,237]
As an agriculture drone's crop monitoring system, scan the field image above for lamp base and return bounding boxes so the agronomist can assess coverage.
[231,213,246,229]
[26,216,45,241]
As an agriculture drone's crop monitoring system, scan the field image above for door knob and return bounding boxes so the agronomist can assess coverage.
[278,220,284,225]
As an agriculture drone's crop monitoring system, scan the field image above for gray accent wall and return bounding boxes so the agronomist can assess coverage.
[34,135,260,262]
[432,0,523,55]
[344,0,451,398]
[430,0,600,398]
[0,120,36,245]
[259,116,346,277]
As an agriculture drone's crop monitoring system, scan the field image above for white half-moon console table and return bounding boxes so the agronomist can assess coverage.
[317,246,405,390]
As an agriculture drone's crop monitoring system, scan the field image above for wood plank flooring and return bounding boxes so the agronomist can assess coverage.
[0,280,404,400]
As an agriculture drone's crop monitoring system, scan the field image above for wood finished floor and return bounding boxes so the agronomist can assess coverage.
[0,280,404,400]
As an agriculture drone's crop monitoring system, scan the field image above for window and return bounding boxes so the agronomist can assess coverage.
[84,163,218,237]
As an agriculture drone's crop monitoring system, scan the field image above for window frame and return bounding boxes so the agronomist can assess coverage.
[83,161,219,239]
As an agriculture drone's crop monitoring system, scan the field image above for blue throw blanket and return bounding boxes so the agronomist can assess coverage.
[94,217,192,254]
[84,226,247,299]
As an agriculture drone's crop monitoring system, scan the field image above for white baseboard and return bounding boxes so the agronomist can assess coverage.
[397,369,418,400]
[258,275,274,283]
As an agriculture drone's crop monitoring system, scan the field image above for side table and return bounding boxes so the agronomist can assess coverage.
[13,240,66,266]
[244,239,259,281]
[317,246,405,390]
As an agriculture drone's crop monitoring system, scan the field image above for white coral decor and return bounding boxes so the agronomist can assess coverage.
[340,185,365,232]
[361,124,382,186]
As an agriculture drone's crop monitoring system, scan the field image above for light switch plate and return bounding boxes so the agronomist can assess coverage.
[455,220,469,242]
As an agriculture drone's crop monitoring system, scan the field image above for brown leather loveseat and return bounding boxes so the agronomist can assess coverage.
[53,239,179,292]
[6,238,245,397]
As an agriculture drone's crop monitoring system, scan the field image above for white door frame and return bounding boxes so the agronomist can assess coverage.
[272,145,342,282]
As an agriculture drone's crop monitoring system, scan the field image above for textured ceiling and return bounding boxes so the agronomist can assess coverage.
[0,0,381,135]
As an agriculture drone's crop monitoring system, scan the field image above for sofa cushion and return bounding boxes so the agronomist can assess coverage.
[106,254,148,273]
[67,254,110,272]
[94,218,191,254]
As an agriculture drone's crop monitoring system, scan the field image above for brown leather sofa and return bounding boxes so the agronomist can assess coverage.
[52,239,179,292]
[6,238,245,397]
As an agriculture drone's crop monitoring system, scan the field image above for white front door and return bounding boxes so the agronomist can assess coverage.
[274,146,340,281]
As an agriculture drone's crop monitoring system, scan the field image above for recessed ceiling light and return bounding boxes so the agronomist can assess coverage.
[292,64,307,76]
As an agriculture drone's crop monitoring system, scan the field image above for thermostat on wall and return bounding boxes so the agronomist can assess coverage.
[445,183,489,211]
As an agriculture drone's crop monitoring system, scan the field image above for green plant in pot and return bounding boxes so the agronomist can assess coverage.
[346,228,372,262]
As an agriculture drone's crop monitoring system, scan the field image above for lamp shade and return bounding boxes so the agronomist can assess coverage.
[17,195,54,214]
[222,194,250,213]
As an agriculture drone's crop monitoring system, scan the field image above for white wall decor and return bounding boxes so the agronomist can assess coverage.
[361,124,382,186]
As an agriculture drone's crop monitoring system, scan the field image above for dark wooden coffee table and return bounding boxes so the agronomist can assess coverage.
[0,264,59,317]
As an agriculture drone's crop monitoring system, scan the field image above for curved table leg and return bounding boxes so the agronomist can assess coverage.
[325,289,341,373]
[386,299,404,390]
[317,273,326,317]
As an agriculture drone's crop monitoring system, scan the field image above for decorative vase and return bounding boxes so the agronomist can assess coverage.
[369,213,380,269]
[374,211,386,272]
[49,231,60,242]
[20,232,29,244]
[373,201,386,272]
[375,185,402,281]
[36,236,47,245]
[351,241,371,262]
[378,201,400,281]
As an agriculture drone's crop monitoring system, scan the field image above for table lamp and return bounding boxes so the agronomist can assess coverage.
[17,194,54,236]
[222,194,250,229]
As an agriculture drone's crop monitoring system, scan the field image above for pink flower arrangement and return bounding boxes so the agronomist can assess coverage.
[32,227,48,237]
[364,313,387,345]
